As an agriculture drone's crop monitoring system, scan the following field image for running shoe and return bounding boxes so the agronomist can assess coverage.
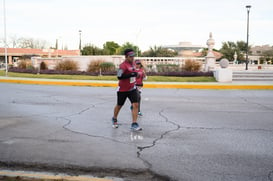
[138,112,143,116]
[131,122,142,131]
[112,117,119,128]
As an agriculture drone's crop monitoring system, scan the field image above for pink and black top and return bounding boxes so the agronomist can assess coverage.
[117,61,136,92]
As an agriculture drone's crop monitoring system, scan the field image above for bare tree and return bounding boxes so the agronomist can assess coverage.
[9,35,19,48]
[0,35,50,49]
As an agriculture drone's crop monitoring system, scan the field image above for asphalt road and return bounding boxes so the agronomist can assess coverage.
[0,83,273,181]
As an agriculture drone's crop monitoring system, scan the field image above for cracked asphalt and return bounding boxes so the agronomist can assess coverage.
[0,83,273,181]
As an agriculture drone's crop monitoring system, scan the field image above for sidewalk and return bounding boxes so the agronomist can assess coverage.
[1,76,273,89]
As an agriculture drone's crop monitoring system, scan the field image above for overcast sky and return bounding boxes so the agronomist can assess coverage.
[1,0,273,51]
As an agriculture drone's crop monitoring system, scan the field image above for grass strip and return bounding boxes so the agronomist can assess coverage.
[0,71,216,82]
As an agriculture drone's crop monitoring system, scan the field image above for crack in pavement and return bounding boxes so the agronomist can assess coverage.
[53,103,173,180]
[50,101,273,181]
[59,101,132,145]
[58,105,176,180]
[61,117,130,145]
[136,108,181,170]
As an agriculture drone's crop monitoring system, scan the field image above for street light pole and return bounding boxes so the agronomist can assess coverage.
[3,0,8,76]
[245,5,251,70]
[79,30,82,55]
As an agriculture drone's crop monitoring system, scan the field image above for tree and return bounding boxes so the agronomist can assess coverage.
[141,45,177,57]
[18,38,35,48]
[0,35,49,49]
[236,41,247,52]
[260,49,273,64]
[1,35,18,47]
[8,35,19,48]
[103,41,120,55]
[15,37,48,49]
[115,42,141,56]
[219,41,248,61]
[201,48,220,58]
[81,44,104,55]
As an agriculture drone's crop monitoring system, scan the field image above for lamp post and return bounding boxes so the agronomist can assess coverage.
[245,5,251,70]
[79,30,82,55]
[3,0,8,76]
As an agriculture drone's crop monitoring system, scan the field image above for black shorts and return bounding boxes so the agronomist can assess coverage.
[117,89,139,106]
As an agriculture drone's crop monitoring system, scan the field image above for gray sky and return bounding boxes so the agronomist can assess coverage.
[1,0,273,51]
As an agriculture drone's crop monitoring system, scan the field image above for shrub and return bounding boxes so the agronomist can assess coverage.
[55,60,79,71]
[26,64,35,70]
[8,67,37,74]
[182,60,202,72]
[156,64,180,72]
[87,60,103,73]
[100,62,116,72]
[146,71,213,77]
[8,67,213,77]
[17,60,31,69]
[87,60,115,73]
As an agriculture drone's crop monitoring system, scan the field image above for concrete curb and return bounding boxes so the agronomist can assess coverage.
[0,170,112,181]
[144,83,273,90]
[1,77,273,90]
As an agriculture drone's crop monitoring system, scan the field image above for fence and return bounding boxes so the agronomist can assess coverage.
[30,56,273,72]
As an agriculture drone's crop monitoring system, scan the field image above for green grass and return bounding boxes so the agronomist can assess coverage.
[147,76,216,82]
[0,70,216,82]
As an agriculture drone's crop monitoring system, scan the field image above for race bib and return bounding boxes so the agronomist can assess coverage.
[130,77,136,83]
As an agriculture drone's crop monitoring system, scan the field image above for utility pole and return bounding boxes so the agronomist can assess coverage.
[245,5,251,70]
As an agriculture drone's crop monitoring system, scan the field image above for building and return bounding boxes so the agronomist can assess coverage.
[0,48,80,65]
[250,45,273,55]
[163,42,205,57]
[249,45,273,64]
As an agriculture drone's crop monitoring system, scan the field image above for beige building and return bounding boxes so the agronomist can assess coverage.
[0,48,80,65]
[249,45,273,64]
[163,42,205,57]
[250,45,273,55]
